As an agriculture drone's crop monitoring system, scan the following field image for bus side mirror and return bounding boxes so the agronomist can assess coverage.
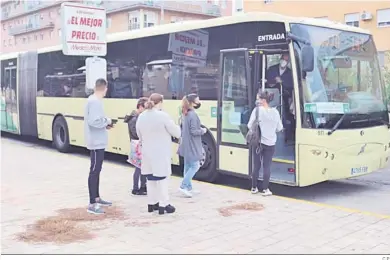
[301,45,314,72]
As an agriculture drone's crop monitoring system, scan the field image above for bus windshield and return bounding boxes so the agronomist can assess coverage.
[290,23,388,129]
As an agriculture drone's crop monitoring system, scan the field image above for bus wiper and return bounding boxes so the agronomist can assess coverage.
[327,114,347,135]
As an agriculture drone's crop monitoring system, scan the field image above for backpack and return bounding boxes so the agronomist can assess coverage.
[246,107,261,149]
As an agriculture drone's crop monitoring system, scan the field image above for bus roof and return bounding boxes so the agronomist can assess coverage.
[0,12,370,61]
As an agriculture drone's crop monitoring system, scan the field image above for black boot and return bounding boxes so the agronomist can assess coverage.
[148,203,159,213]
[158,204,176,215]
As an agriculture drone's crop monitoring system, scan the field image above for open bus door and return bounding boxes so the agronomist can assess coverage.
[217,48,297,185]
[216,48,252,175]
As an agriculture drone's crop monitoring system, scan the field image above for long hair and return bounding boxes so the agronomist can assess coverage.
[181,93,198,116]
[145,93,164,110]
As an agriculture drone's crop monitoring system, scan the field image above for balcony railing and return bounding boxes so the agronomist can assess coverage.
[8,22,55,36]
[1,0,75,21]
[105,1,221,17]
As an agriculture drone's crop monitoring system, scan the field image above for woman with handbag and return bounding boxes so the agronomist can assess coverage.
[247,91,283,196]
[124,97,148,195]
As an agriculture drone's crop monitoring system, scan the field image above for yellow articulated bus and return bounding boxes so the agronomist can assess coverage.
[1,12,389,186]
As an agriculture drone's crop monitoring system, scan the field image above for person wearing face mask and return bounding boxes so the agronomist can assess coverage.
[248,90,283,196]
[266,54,293,94]
[136,93,181,215]
[178,93,206,198]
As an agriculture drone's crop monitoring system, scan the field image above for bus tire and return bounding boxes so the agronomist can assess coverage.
[195,133,218,183]
[52,116,71,153]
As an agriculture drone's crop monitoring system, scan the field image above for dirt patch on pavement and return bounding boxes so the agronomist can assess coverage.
[16,205,128,244]
[218,202,264,217]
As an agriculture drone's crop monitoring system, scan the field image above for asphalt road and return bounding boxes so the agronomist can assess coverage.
[2,133,390,216]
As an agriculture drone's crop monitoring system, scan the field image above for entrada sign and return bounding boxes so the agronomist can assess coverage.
[258,33,285,42]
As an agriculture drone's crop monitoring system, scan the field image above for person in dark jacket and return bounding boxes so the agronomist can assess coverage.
[178,93,206,198]
[124,97,148,195]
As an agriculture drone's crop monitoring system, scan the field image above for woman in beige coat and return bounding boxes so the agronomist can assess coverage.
[136,93,181,215]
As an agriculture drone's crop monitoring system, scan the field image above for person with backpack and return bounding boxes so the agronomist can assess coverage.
[178,93,206,198]
[124,97,149,196]
[247,90,283,196]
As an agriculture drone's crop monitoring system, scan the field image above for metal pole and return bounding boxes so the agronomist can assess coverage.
[160,0,165,24]
[261,54,266,92]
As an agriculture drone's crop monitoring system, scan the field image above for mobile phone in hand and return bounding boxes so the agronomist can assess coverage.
[108,119,118,127]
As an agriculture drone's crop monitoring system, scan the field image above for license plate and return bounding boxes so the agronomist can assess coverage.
[351,166,368,175]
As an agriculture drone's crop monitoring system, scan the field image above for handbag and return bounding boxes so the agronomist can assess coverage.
[246,107,261,152]
[128,140,142,168]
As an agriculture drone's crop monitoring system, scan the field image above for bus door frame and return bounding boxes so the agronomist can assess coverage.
[216,48,252,173]
[3,65,17,132]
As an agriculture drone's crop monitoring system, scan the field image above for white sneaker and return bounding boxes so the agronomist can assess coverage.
[261,189,273,196]
[191,189,200,195]
[179,187,193,198]
[251,187,259,194]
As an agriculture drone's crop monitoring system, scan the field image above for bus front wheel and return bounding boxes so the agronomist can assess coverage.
[195,133,218,183]
[52,116,71,153]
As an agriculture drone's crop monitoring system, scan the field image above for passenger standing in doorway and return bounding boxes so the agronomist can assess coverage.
[248,91,283,196]
[178,94,206,198]
[84,78,113,215]
[266,54,293,91]
[136,93,181,215]
[124,97,149,196]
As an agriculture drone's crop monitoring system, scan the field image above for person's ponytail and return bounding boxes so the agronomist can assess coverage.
[144,100,155,110]
[181,96,190,116]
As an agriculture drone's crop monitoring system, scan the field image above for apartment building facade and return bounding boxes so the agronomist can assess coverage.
[1,0,231,54]
[232,0,390,67]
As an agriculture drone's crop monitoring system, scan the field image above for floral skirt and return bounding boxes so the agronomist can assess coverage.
[127,140,142,168]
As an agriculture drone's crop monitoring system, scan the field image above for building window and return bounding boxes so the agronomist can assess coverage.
[3,40,6,47]
[345,13,360,27]
[106,17,111,28]
[14,38,17,45]
[49,30,54,39]
[23,37,26,44]
[233,0,243,13]
[8,39,12,46]
[128,11,140,30]
[34,34,38,40]
[49,11,52,19]
[3,23,6,31]
[377,9,390,27]
[144,12,157,28]
[40,33,44,40]
[58,29,61,37]
[171,16,184,23]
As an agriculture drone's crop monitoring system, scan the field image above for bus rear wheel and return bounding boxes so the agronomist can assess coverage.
[52,116,71,153]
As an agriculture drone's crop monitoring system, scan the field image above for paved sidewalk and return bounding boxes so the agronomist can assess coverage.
[1,138,390,254]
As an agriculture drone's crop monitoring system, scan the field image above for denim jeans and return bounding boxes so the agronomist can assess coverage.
[180,160,200,191]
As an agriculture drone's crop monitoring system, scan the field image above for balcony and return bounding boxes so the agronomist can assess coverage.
[105,1,221,17]
[8,22,55,36]
[1,0,75,22]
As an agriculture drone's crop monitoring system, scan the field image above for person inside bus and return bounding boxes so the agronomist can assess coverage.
[247,90,283,196]
[136,93,181,215]
[124,97,149,196]
[178,93,206,198]
[265,54,293,92]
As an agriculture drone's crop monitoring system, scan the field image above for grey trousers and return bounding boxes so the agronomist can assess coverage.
[251,144,275,190]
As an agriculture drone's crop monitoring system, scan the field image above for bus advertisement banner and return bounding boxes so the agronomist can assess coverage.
[61,2,107,56]
[168,29,209,67]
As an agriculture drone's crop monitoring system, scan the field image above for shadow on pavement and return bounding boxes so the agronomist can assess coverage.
[1,132,377,204]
